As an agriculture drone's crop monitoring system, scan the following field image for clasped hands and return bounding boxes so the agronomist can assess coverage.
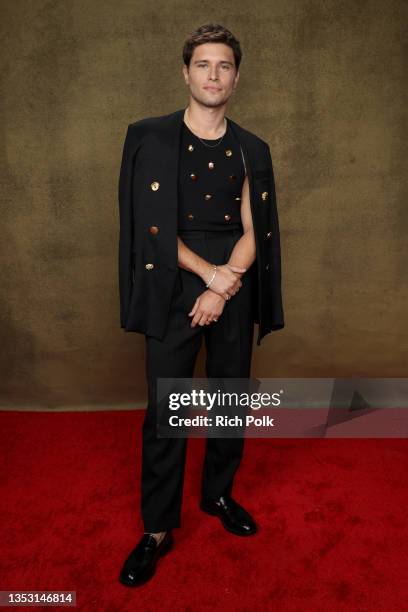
[188,263,247,328]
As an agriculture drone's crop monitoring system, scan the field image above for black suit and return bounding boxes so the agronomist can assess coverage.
[118,108,284,532]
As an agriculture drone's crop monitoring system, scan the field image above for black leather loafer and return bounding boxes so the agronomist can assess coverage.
[119,531,173,586]
[200,495,258,536]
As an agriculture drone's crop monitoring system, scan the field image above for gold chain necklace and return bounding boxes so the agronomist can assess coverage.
[184,108,227,148]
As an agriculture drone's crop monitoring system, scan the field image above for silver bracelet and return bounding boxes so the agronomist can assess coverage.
[205,265,217,288]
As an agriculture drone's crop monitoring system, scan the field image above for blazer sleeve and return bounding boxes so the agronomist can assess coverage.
[266,145,285,330]
[118,124,136,328]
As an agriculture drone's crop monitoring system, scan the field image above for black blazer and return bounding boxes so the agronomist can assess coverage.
[118,107,284,346]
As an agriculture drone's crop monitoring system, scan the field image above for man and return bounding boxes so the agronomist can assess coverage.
[118,23,284,587]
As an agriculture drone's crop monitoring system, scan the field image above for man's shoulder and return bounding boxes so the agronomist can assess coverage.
[228,117,270,153]
[121,110,180,151]
[128,114,165,130]
[127,109,178,135]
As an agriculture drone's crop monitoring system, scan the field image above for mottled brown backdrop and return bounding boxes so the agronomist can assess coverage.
[1,1,406,409]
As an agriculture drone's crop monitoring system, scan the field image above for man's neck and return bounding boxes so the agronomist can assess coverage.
[184,104,227,139]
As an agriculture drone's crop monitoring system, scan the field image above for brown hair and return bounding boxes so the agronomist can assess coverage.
[182,23,242,70]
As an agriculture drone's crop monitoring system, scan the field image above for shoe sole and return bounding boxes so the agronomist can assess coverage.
[200,502,258,536]
[119,535,174,587]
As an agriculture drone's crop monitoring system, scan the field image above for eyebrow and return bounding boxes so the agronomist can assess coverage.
[193,59,234,65]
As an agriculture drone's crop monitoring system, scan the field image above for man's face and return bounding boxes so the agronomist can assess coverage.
[183,42,239,108]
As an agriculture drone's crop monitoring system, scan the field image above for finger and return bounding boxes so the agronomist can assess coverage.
[192,310,208,327]
[198,312,208,326]
[191,308,202,326]
[189,298,199,316]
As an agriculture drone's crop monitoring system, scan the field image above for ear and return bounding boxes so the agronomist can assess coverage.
[182,64,189,85]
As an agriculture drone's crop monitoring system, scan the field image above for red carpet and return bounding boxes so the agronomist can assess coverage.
[0,410,407,610]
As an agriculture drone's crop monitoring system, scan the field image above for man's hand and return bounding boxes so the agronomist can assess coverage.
[188,289,226,327]
[202,263,246,300]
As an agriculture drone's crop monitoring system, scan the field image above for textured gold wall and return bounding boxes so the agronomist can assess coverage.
[1,1,406,409]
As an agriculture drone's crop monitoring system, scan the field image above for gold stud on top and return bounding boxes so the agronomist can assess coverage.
[188,144,194,151]
[208,161,215,169]
[266,231,272,239]
[190,173,197,181]
[145,263,154,270]
[225,149,232,157]
[235,197,241,201]
[150,181,160,191]
[187,213,194,220]
[204,194,212,200]
[224,214,231,221]
[261,191,269,200]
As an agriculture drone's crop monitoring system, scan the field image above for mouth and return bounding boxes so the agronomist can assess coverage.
[204,86,221,92]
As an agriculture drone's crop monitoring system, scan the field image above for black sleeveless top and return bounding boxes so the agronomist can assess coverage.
[177,119,246,231]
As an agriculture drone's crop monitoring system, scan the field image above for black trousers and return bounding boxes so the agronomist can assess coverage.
[141,227,254,532]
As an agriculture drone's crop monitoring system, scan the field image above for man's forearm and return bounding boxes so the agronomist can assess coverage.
[227,229,256,275]
[177,229,256,285]
[177,236,213,283]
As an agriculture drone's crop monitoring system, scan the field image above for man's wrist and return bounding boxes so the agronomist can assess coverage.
[198,260,216,284]
[205,265,217,288]
[227,260,244,278]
